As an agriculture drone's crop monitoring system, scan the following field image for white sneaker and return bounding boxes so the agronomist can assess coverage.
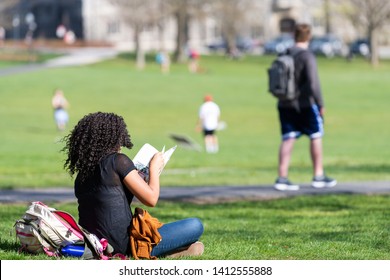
[312,175,337,188]
[274,177,300,191]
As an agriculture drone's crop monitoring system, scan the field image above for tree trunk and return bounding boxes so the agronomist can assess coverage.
[173,1,189,63]
[136,49,145,70]
[324,0,331,34]
[226,34,236,55]
[134,24,145,69]
[369,26,379,67]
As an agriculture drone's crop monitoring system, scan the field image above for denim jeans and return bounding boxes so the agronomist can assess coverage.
[151,217,204,257]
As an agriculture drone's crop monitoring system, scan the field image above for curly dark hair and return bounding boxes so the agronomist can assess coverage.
[62,112,133,181]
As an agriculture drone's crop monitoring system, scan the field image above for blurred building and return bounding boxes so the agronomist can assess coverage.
[81,0,358,52]
[3,0,388,51]
[264,0,358,41]
[5,0,83,40]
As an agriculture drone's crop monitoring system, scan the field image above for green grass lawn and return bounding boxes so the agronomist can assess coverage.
[1,54,389,189]
[1,194,390,260]
[1,54,390,261]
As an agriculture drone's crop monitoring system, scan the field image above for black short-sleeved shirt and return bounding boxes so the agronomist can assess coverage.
[75,153,136,255]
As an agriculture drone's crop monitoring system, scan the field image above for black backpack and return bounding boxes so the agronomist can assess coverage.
[267,49,303,101]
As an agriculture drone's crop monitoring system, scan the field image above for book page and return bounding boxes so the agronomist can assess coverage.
[133,143,177,182]
[162,146,177,168]
[133,143,159,169]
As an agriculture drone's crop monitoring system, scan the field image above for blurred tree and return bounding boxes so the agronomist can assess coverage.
[323,0,332,33]
[108,0,261,63]
[208,0,259,56]
[165,0,208,63]
[109,0,165,69]
[0,0,19,29]
[346,0,390,66]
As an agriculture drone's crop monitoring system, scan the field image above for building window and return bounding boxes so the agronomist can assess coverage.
[280,18,295,33]
[107,21,120,34]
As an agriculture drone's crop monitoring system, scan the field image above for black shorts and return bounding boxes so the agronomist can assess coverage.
[278,104,323,140]
[203,129,216,136]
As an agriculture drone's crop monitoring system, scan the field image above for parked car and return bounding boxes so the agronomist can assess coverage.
[207,37,258,53]
[263,34,294,55]
[309,35,348,58]
[348,38,371,58]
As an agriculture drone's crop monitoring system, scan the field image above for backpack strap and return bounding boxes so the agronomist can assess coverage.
[286,47,306,112]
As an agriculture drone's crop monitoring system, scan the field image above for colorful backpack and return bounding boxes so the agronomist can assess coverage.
[14,201,122,259]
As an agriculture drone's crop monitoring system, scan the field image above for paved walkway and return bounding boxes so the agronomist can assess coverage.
[1,181,389,204]
[0,47,119,77]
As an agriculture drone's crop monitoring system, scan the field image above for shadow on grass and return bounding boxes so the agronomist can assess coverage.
[286,162,390,175]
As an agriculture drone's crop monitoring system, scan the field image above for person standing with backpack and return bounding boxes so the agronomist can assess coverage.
[274,23,337,191]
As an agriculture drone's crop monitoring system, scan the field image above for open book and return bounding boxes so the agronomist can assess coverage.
[133,143,177,182]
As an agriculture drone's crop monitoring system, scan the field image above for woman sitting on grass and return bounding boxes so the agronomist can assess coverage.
[62,112,204,258]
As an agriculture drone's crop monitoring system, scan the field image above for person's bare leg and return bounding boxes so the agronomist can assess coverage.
[310,137,337,187]
[278,138,295,178]
[211,135,219,153]
[310,137,324,177]
[204,135,211,153]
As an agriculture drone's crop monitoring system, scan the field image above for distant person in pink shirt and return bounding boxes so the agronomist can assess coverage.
[188,49,200,73]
